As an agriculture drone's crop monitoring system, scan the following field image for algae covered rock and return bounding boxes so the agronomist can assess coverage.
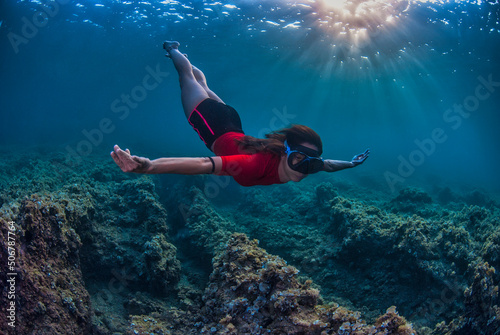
[433,262,500,335]
[0,196,93,335]
[2,149,500,335]
[389,187,434,216]
[463,262,500,330]
[0,150,182,334]
[76,175,181,297]
[143,234,181,294]
[127,307,199,335]
[183,186,236,252]
[201,233,322,334]
[315,182,339,204]
[72,174,182,332]
[198,233,416,335]
[483,226,500,271]
[392,187,433,205]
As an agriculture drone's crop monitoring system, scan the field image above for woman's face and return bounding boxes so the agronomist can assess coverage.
[282,141,319,182]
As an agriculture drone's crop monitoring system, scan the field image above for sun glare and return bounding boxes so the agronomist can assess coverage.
[311,0,411,47]
[321,0,349,10]
[283,0,420,76]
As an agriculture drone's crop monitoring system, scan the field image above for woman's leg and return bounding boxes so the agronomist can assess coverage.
[166,42,210,119]
[192,65,225,104]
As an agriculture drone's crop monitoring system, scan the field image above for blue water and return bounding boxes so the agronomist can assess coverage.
[1,0,499,195]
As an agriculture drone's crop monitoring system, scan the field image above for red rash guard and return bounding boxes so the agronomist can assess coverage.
[212,132,285,187]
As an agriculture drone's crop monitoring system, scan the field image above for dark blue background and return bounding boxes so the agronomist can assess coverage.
[1,0,499,194]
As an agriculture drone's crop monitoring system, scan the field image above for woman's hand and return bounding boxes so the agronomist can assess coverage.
[351,149,370,167]
[111,145,152,174]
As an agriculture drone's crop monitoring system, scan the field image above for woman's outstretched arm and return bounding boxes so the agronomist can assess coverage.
[323,149,370,172]
[110,145,222,175]
[323,159,355,172]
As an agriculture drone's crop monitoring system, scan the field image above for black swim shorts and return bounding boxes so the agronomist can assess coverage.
[188,98,244,150]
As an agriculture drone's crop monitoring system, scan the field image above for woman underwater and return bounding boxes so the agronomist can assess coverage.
[111,41,370,186]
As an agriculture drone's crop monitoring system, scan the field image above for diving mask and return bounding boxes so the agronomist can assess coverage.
[284,140,324,174]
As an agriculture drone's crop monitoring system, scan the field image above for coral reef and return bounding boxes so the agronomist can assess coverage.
[1,148,500,334]
[0,150,182,334]
[200,233,323,334]
[128,232,416,335]
[78,176,180,297]
[199,233,417,334]
[228,185,452,325]
[226,182,500,331]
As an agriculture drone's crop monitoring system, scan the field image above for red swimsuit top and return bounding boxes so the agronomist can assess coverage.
[212,132,285,187]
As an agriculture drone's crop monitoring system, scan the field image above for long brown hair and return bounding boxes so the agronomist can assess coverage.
[235,124,323,156]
